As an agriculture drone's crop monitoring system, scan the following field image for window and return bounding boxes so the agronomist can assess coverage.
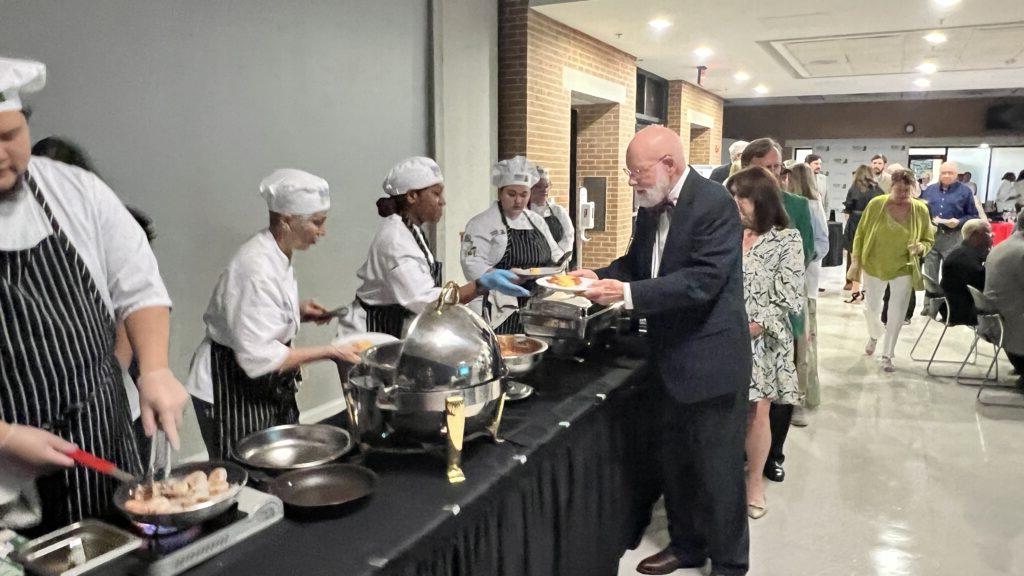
[635,69,668,128]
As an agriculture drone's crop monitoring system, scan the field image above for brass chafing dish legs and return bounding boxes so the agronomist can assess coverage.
[445,395,467,484]
[487,392,507,444]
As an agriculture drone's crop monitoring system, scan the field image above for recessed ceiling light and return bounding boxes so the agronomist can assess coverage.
[933,0,961,7]
[913,77,932,88]
[917,62,938,74]
[979,142,990,149]
[754,84,769,95]
[648,18,672,30]
[734,70,750,83]
[924,31,948,44]
[693,46,714,58]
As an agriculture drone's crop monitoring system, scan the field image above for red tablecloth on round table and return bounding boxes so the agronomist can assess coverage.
[992,221,1014,246]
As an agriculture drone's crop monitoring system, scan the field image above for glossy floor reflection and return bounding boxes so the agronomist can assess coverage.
[618,290,1024,576]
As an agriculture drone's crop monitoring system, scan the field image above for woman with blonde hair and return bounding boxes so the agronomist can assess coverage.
[850,170,935,372]
[843,165,883,301]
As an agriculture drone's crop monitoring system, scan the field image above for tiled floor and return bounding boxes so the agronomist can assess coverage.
[618,288,1024,576]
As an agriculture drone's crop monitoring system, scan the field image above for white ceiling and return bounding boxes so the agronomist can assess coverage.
[531,0,1024,101]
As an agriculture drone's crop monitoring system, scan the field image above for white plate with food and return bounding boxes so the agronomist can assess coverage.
[536,274,595,293]
[510,266,562,279]
[333,332,399,353]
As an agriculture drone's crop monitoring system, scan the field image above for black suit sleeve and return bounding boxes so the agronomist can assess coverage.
[596,213,648,282]
[628,188,742,315]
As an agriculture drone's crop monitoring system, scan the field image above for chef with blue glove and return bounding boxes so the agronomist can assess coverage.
[337,156,528,339]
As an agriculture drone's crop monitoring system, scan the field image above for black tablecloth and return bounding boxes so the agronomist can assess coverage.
[175,343,659,576]
[822,221,844,267]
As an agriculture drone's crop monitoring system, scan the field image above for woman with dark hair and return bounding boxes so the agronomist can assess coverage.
[337,157,527,339]
[727,167,805,520]
[842,164,883,301]
[850,170,935,373]
[996,171,1020,213]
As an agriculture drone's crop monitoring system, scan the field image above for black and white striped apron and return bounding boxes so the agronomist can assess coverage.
[359,221,443,339]
[209,340,301,461]
[0,172,141,533]
[541,208,564,244]
[491,204,553,335]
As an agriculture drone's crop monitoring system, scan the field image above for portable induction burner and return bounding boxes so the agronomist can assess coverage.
[117,486,283,576]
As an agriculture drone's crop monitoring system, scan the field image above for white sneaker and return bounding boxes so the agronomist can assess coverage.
[791,405,810,427]
[881,356,895,372]
[865,338,878,356]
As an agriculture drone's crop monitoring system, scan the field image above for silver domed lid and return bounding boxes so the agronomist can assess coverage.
[394,283,506,391]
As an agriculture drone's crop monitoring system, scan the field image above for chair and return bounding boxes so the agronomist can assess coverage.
[910,272,972,375]
[956,287,1014,388]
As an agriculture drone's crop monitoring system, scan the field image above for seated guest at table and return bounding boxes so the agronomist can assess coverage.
[851,170,935,373]
[573,125,752,576]
[939,219,992,326]
[984,211,1024,383]
[727,167,805,519]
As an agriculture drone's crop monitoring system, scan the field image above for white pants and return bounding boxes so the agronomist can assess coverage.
[863,273,913,359]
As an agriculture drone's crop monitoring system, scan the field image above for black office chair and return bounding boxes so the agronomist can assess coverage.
[910,272,972,375]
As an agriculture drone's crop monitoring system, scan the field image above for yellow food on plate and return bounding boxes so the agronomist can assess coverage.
[529,267,541,274]
[549,274,582,287]
[352,340,375,352]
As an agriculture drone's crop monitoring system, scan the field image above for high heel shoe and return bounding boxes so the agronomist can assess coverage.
[844,291,864,304]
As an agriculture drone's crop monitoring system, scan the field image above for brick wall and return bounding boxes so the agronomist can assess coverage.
[499,0,636,268]
[668,80,725,166]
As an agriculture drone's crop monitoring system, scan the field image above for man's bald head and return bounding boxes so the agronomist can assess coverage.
[624,125,687,208]
[939,162,958,187]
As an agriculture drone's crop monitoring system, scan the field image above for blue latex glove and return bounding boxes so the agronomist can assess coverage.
[478,269,530,297]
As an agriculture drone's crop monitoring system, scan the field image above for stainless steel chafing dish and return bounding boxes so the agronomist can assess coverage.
[519,290,624,357]
[343,283,508,483]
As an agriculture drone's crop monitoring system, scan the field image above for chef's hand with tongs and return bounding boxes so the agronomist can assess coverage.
[0,420,77,476]
[301,300,335,325]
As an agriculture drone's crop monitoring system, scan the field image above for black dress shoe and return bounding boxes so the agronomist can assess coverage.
[764,459,785,482]
[636,548,705,575]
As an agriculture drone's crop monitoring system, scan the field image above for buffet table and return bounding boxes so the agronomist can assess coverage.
[176,341,659,576]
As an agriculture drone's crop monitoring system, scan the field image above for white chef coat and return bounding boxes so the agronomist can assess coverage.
[995,181,1020,212]
[529,199,575,254]
[622,167,688,310]
[0,156,172,321]
[460,202,564,280]
[186,230,299,403]
[337,215,441,337]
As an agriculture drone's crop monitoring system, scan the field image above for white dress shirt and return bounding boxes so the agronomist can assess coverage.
[0,156,172,320]
[187,230,299,403]
[623,167,689,309]
[529,199,575,254]
[337,215,441,337]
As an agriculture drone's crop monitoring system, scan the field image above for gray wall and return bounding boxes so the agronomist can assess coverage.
[1,0,432,457]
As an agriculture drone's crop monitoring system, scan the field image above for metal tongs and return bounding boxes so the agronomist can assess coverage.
[146,429,174,488]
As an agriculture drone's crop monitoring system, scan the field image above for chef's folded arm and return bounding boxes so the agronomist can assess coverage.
[460,224,503,281]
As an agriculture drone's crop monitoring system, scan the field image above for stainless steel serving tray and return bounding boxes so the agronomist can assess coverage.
[14,519,141,576]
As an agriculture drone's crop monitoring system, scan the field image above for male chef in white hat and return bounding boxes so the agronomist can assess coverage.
[186,168,361,460]
[0,56,189,532]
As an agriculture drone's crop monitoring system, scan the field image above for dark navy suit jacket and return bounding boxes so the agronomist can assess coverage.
[597,169,751,403]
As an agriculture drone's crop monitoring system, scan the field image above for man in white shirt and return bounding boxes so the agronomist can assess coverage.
[0,56,188,532]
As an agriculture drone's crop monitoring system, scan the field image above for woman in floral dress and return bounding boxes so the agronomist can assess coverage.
[727,167,805,520]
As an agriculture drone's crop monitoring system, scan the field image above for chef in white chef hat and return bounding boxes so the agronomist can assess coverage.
[186,168,360,461]
[461,156,564,333]
[337,156,528,339]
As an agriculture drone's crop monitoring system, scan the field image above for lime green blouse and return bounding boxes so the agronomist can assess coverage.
[852,195,936,289]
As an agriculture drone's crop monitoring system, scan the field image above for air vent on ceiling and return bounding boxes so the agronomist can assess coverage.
[797,95,827,102]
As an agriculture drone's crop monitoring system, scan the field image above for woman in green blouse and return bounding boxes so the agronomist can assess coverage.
[851,170,935,372]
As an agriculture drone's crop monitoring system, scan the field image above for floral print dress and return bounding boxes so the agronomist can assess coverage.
[743,227,805,404]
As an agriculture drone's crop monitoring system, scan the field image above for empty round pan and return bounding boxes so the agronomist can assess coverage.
[234,424,353,471]
[269,463,378,510]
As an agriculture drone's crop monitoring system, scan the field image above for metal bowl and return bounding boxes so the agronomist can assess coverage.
[233,424,353,471]
[496,334,548,378]
[114,461,247,530]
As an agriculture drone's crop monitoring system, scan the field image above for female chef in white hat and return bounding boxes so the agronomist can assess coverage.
[0,57,188,532]
[461,156,564,334]
[528,164,575,256]
[338,157,528,338]
[186,169,361,460]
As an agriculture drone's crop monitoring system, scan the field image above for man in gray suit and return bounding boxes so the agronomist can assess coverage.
[984,211,1024,385]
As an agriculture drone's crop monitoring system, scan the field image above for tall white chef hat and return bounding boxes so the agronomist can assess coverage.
[382,156,444,197]
[259,169,330,216]
[531,164,550,183]
[0,57,46,113]
[492,156,538,189]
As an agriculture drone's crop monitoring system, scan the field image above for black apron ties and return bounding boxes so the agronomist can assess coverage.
[490,204,553,335]
[360,221,443,339]
[542,209,564,244]
[209,340,300,460]
[0,172,141,533]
